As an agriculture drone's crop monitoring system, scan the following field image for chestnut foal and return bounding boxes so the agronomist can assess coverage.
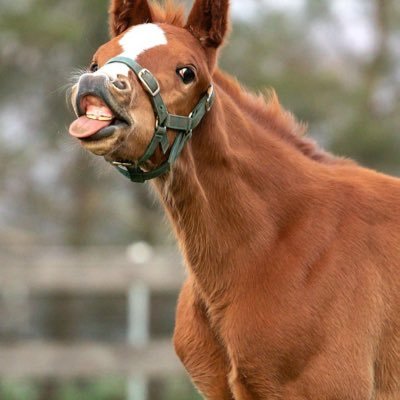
[68,1,400,398]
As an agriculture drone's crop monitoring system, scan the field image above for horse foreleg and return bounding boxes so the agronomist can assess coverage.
[174,279,234,400]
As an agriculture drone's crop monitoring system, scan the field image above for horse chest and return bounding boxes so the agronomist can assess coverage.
[206,294,321,382]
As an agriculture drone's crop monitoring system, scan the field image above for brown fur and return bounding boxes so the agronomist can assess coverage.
[72,1,400,398]
[109,0,154,36]
[186,0,230,48]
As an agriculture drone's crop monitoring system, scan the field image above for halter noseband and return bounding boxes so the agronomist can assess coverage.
[105,56,216,183]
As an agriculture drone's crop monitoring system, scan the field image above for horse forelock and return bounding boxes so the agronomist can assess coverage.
[150,0,186,27]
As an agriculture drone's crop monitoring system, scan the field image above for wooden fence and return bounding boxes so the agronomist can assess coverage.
[0,245,187,399]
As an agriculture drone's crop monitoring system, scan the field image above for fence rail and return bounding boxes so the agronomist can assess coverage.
[0,246,185,292]
[0,246,187,391]
[0,340,182,379]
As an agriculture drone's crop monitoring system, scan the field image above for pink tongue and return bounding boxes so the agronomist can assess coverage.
[69,116,112,139]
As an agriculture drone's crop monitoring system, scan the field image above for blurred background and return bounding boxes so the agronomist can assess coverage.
[0,0,399,399]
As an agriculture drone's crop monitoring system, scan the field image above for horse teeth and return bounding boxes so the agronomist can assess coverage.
[86,114,113,121]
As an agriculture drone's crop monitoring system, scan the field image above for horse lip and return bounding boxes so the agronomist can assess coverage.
[75,75,131,126]
[80,123,127,142]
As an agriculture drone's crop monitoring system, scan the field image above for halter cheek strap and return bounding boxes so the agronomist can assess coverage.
[105,56,216,183]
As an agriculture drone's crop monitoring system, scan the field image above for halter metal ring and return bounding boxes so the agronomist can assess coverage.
[206,85,214,112]
[138,68,160,96]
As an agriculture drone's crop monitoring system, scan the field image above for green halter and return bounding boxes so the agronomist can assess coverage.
[105,56,215,183]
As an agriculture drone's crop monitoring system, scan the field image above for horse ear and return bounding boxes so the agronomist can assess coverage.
[185,0,229,49]
[109,0,154,37]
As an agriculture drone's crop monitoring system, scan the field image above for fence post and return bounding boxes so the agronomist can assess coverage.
[127,282,150,400]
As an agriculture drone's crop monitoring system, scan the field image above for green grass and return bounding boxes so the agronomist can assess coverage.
[0,376,201,400]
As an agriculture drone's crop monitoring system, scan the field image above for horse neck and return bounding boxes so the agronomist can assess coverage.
[153,72,322,301]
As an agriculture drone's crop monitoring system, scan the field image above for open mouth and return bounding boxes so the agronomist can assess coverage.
[69,95,129,141]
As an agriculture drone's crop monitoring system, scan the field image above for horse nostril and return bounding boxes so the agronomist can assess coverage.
[112,79,128,90]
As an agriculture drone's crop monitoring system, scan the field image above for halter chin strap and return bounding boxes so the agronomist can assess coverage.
[105,56,216,183]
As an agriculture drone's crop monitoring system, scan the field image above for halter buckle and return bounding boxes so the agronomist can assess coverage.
[138,68,160,96]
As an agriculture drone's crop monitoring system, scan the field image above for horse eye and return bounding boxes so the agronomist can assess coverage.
[90,62,99,73]
[177,67,196,84]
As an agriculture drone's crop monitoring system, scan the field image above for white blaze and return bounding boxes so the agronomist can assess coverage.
[96,24,168,80]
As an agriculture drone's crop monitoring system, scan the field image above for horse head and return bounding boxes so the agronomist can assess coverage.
[69,0,229,181]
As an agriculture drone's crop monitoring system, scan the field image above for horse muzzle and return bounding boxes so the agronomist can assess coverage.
[70,73,132,142]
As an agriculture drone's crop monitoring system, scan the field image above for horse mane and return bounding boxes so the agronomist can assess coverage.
[149,0,351,165]
[214,70,351,165]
